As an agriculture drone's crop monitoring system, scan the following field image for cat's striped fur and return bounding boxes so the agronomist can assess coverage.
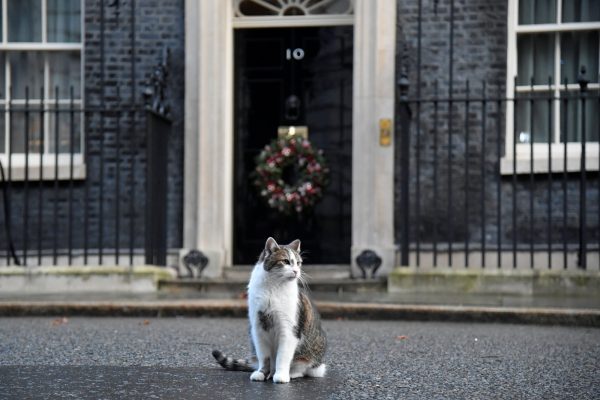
[212,237,327,383]
[211,350,255,372]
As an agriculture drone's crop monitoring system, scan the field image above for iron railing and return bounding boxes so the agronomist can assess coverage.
[396,0,599,270]
[397,78,599,270]
[0,100,170,267]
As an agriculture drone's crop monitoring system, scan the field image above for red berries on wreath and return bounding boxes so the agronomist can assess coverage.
[253,136,329,215]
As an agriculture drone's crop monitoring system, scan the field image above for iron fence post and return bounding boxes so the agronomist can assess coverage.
[577,66,589,269]
[145,111,171,266]
[144,48,172,266]
[398,73,411,266]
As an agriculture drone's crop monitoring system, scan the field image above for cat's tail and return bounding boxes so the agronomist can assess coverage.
[212,349,255,372]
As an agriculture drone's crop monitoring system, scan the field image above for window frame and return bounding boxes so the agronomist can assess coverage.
[503,0,600,174]
[0,0,85,181]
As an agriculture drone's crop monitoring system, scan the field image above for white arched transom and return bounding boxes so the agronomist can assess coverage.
[233,0,354,27]
[234,0,353,17]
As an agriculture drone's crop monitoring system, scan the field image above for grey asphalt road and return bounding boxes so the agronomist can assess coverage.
[0,317,598,399]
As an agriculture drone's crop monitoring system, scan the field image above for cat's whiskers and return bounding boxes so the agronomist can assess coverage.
[297,271,311,293]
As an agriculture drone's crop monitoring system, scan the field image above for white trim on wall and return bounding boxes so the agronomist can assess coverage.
[233,15,353,28]
[350,0,396,276]
[0,154,86,180]
[183,0,234,275]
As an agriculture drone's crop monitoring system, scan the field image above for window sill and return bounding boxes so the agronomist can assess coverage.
[0,155,86,181]
[500,153,599,175]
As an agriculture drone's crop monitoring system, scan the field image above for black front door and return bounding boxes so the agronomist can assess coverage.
[233,27,353,264]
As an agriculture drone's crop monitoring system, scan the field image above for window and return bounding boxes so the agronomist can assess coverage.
[0,0,83,179]
[233,0,354,28]
[505,0,600,173]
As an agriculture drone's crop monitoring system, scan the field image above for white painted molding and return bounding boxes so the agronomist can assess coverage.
[500,143,600,174]
[233,0,354,18]
[183,0,200,250]
[0,154,86,180]
[515,22,600,33]
[0,163,86,181]
[351,0,396,277]
[184,0,234,275]
[233,15,353,28]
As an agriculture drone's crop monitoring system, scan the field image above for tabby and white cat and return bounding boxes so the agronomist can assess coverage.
[212,237,327,383]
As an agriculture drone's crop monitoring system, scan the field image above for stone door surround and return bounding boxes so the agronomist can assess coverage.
[184,0,396,277]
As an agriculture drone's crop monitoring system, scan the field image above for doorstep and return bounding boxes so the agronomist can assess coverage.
[160,264,382,296]
[0,265,176,294]
[158,277,387,296]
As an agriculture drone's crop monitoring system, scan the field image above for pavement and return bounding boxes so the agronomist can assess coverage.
[0,291,599,326]
[0,317,599,399]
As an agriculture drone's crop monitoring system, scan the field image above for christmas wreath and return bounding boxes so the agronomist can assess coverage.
[253,136,329,215]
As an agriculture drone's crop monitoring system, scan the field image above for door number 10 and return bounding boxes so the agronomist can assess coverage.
[286,48,305,60]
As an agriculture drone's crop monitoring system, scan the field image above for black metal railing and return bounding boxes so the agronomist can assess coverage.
[0,96,173,266]
[396,0,599,270]
[397,74,599,270]
[0,100,140,266]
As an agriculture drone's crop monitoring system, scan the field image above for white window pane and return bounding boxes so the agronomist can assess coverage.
[10,105,43,154]
[48,52,81,99]
[48,105,81,153]
[516,92,553,143]
[562,0,600,22]
[517,34,554,85]
[519,0,556,24]
[8,0,42,42]
[9,52,44,99]
[560,90,600,142]
[47,0,81,43]
[561,31,599,84]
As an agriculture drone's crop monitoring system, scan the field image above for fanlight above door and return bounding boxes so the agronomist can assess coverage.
[234,0,354,17]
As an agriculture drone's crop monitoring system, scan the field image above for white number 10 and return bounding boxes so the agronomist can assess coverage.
[286,48,305,60]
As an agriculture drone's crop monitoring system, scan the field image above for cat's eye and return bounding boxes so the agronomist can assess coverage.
[282,259,290,265]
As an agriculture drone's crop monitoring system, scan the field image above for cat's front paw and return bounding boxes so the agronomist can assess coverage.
[250,371,266,381]
[272,372,290,384]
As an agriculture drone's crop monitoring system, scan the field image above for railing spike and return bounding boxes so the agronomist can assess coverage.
[577,65,588,92]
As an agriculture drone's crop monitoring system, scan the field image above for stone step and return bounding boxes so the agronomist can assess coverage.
[223,264,353,281]
[158,276,386,295]
[159,265,385,296]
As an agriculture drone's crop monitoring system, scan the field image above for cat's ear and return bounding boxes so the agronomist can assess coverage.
[288,239,301,252]
[265,237,280,252]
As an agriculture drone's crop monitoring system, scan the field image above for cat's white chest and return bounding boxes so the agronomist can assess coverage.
[247,264,298,331]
